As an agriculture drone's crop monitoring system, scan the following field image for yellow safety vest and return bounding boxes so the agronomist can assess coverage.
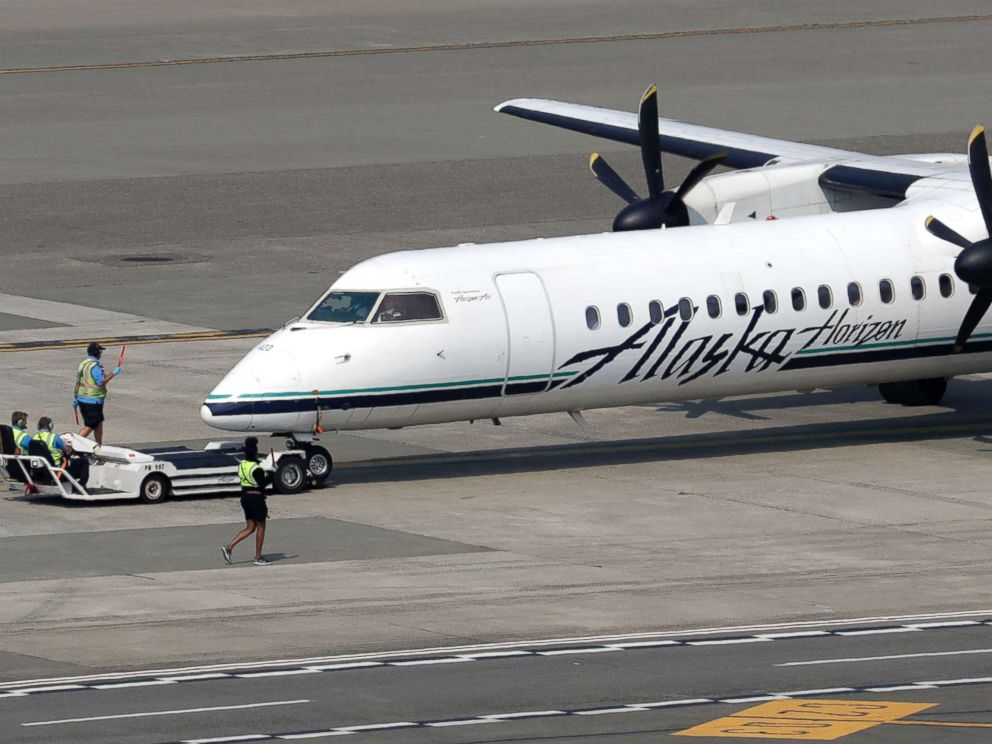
[34,430,63,466]
[11,426,30,451]
[239,460,260,488]
[76,358,107,401]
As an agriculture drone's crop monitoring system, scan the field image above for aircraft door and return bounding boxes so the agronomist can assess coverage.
[495,272,556,395]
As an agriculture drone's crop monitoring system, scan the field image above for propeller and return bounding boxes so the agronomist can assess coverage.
[925,125,992,352]
[588,85,726,231]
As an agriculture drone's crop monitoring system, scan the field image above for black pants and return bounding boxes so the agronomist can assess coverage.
[67,457,89,487]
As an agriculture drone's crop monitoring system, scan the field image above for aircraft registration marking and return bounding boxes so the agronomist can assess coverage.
[674,699,936,740]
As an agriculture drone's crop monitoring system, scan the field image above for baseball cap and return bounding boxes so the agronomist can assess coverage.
[86,342,106,356]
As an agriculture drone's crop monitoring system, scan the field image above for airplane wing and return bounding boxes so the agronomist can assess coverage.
[495,98,956,201]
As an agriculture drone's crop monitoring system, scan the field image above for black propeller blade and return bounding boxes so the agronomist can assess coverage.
[925,124,992,351]
[588,85,726,231]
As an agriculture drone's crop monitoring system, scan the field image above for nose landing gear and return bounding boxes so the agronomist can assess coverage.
[283,435,334,487]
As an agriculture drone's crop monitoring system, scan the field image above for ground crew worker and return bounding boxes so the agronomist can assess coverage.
[221,437,270,566]
[10,411,31,453]
[73,342,121,446]
[34,416,89,486]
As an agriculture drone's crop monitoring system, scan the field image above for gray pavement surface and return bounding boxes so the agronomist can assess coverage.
[3,3,992,742]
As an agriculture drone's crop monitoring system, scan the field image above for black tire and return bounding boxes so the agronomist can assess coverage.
[139,473,170,504]
[878,378,947,406]
[878,382,901,404]
[273,456,307,495]
[305,445,333,486]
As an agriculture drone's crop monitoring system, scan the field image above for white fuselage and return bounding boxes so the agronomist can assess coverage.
[201,195,992,436]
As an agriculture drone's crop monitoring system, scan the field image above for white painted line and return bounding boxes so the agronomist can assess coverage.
[5,609,991,690]
[303,663,383,671]
[905,621,981,629]
[0,692,28,698]
[158,674,231,682]
[425,719,496,727]
[637,699,714,708]
[607,641,682,649]
[537,647,619,656]
[388,657,472,667]
[10,685,86,694]
[457,651,532,659]
[24,699,309,727]
[756,631,831,639]
[480,710,565,719]
[777,648,992,667]
[185,737,273,744]
[235,669,321,679]
[835,627,921,636]
[864,685,936,692]
[920,677,992,686]
[686,638,773,646]
[777,688,855,696]
[335,723,415,732]
[720,695,789,704]
[574,706,645,716]
[91,679,177,690]
[278,733,353,740]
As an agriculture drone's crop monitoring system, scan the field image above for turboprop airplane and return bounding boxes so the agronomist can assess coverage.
[201,85,992,474]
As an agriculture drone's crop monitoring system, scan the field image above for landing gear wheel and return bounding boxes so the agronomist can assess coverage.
[273,456,307,495]
[305,445,333,486]
[878,378,948,406]
[139,473,170,504]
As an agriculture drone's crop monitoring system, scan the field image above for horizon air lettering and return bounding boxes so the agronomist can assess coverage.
[559,303,907,388]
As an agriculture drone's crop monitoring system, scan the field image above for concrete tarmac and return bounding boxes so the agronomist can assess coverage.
[2,3,992,741]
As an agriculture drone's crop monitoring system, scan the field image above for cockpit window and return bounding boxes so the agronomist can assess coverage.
[373,292,443,323]
[306,291,380,323]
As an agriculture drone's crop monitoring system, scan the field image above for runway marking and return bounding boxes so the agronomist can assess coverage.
[2,611,990,695]
[1,15,990,76]
[21,699,310,727]
[675,700,936,739]
[0,328,271,353]
[163,680,992,743]
[778,647,992,666]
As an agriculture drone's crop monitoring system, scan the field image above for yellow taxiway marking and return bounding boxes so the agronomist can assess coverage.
[675,699,936,740]
[0,16,989,75]
[0,329,271,353]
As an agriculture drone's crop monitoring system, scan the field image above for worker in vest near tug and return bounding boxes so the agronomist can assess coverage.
[10,411,31,454]
[73,342,122,446]
[221,437,271,566]
[34,416,89,486]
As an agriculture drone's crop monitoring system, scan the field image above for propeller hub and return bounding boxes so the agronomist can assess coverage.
[612,193,688,232]
[954,238,992,286]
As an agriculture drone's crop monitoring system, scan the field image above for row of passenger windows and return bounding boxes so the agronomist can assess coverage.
[586,273,960,330]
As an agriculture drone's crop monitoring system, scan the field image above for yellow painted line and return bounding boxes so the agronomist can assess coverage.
[0,329,272,353]
[0,16,990,75]
[676,699,936,740]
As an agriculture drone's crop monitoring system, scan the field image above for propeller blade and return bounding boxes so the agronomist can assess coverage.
[925,215,972,250]
[967,125,992,237]
[954,288,992,352]
[637,84,663,199]
[589,153,640,205]
[676,153,728,200]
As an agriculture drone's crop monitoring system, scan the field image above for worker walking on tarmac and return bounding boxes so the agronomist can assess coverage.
[10,411,31,454]
[221,437,270,566]
[73,342,121,446]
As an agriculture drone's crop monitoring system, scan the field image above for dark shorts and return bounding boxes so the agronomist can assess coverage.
[240,492,268,523]
[78,402,105,428]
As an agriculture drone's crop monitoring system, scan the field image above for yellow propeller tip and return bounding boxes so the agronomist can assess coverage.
[589,153,600,166]
[970,124,986,144]
[925,216,935,226]
[641,84,658,101]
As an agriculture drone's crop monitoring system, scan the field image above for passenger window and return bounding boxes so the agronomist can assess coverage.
[678,297,694,321]
[818,285,832,309]
[585,306,601,330]
[763,290,778,314]
[939,273,954,298]
[735,292,749,316]
[649,300,663,324]
[791,287,806,311]
[706,295,721,319]
[879,279,894,304]
[847,282,862,306]
[617,303,632,327]
[911,276,925,300]
[307,290,380,323]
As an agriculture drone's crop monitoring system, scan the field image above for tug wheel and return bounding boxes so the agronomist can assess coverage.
[139,473,170,504]
[273,456,307,495]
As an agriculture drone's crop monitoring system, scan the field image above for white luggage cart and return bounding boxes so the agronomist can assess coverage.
[0,426,331,503]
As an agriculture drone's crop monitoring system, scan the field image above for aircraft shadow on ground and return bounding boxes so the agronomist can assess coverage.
[334,378,992,485]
